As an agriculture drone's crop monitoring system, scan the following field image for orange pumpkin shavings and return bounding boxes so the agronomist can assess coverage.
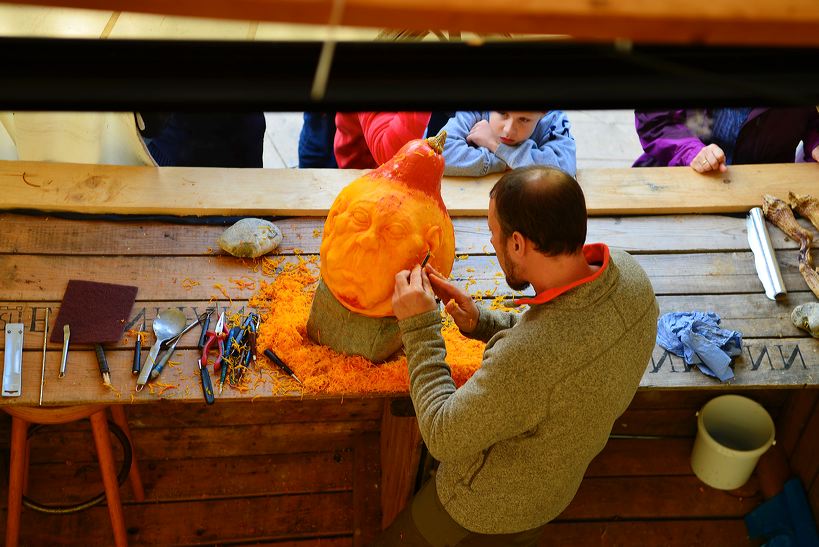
[181,278,201,290]
[249,259,489,395]
[229,276,257,291]
[312,228,322,238]
[213,283,232,303]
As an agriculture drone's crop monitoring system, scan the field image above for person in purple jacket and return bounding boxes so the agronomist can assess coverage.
[633,108,819,173]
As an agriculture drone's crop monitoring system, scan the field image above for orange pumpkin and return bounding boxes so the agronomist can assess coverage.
[320,132,456,317]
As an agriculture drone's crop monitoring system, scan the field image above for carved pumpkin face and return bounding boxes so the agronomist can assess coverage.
[320,133,455,318]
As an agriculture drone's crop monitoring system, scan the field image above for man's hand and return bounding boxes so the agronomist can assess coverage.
[690,143,728,173]
[466,120,500,153]
[812,144,819,162]
[392,265,437,321]
[425,265,480,334]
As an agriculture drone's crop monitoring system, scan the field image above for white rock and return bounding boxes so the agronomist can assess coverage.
[218,218,282,258]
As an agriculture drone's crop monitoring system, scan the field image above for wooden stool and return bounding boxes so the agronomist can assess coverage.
[3,405,145,547]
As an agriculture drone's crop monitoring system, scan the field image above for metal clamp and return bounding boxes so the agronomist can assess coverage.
[3,323,24,397]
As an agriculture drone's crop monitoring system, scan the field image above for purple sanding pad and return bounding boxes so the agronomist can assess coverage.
[50,280,138,344]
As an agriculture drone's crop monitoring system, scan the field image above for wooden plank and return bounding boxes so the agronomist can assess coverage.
[380,405,423,530]
[5,213,817,255]
[22,452,353,503]
[559,475,762,519]
[612,404,781,438]
[775,390,818,456]
[23,421,378,463]
[2,292,815,352]
[11,492,353,545]
[628,389,790,410]
[642,339,819,389]
[352,432,381,547]
[542,520,749,546]
[2,161,818,216]
[789,402,819,491]
[2,250,818,304]
[0,336,815,408]
[585,438,696,477]
[7,0,819,46]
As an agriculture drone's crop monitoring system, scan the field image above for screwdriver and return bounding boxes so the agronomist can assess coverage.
[263,348,302,385]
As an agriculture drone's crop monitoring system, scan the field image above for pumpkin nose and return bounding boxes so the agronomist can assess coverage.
[356,227,379,250]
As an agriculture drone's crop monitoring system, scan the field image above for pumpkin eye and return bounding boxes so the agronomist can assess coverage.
[384,224,408,239]
[351,208,370,227]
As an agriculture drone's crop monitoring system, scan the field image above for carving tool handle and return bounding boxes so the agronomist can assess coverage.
[263,348,302,385]
[132,333,142,375]
[199,359,215,404]
[94,344,111,386]
[59,324,70,378]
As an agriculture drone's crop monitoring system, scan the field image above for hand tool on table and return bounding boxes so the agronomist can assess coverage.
[136,308,186,391]
[198,308,214,350]
[263,348,303,386]
[199,312,226,402]
[59,324,70,377]
[39,307,49,405]
[51,280,138,387]
[219,326,243,394]
[150,312,208,381]
[3,323,24,397]
[132,316,145,375]
[747,207,786,301]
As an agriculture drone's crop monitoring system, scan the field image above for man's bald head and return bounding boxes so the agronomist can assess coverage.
[489,166,587,256]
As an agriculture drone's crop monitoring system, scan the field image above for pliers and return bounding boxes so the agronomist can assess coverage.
[198,311,226,404]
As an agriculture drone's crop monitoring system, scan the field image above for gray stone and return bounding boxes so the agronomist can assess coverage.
[218,218,282,258]
[791,303,819,338]
[306,279,403,363]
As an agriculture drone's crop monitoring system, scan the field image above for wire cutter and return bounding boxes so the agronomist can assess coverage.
[199,311,226,404]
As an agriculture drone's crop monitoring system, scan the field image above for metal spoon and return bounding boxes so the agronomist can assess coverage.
[136,309,186,391]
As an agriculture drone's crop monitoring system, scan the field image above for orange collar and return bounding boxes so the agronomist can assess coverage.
[514,243,610,306]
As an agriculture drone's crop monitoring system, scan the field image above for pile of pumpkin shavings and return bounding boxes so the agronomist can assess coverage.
[248,259,486,395]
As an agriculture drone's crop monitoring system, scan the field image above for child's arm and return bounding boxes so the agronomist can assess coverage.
[442,112,507,177]
[492,111,577,176]
[635,110,706,167]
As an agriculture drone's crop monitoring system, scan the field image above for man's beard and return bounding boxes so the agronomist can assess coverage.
[500,247,531,292]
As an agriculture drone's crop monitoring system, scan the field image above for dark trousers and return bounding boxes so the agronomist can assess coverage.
[373,479,545,547]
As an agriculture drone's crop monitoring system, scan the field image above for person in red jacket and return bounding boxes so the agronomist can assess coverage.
[334,112,433,169]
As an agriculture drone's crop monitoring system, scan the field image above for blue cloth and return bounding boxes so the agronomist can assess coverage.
[656,311,742,382]
[745,478,819,547]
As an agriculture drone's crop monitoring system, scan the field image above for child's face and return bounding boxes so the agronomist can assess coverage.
[488,111,544,146]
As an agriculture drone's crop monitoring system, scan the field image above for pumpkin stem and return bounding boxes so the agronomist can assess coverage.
[426,130,447,155]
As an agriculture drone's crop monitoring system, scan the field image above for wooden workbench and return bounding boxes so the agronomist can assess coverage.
[0,162,817,545]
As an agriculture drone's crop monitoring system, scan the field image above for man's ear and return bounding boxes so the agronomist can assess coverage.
[425,225,442,254]
[510,231,527,258]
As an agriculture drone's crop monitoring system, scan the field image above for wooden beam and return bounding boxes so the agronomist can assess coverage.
[7,0,819,46]
[2,161,817,217]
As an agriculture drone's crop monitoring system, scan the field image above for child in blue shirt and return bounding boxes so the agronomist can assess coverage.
[441,111,576,177]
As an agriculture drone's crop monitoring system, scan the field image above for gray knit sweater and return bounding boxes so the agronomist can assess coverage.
[398,249,658,534]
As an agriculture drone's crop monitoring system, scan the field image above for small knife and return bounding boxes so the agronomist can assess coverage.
[59,324,70,378]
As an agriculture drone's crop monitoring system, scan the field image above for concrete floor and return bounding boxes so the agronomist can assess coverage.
[262,110,645,169]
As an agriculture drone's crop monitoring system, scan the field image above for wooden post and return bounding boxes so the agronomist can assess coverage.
[109,405,145,502]
[89,410,128,547]
[5,415,29,547]
[380,399,424,529]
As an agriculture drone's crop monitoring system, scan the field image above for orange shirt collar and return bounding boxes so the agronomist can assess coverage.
[514,243,610,306]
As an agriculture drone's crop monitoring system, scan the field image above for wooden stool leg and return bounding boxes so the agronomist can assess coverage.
[109,406,145,501]
[23,437,31,495]
[6,416,29,547]
[89,411,128,547]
